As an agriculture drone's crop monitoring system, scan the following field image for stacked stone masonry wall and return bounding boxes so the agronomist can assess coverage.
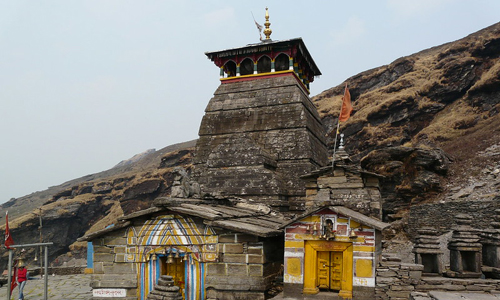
[408,200,500,238]
[376,254,500,299]
[205,233,282,300]
[91,230,137,300]
[305,169,382,218]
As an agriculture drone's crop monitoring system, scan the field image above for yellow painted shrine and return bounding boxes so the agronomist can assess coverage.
[283,206,389,299]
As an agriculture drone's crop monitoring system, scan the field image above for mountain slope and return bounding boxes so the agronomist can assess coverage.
[314,22,500,218]
[1,22,499,269]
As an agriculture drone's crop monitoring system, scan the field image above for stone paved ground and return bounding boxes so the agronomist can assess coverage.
[0,274,92,300]
[1,275,499,300]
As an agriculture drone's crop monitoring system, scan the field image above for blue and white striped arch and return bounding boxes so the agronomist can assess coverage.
[128,215,216,300]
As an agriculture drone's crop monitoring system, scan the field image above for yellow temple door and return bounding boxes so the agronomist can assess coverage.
[163,257,186,299]
[317,251,343,291]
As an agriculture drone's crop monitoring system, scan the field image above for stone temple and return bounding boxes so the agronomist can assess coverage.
[80,9,392,300]
[193,29,328,212]
[83,9,500,300]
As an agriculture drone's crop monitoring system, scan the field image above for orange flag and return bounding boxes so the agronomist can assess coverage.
[4,211,14,249]
[339,84,352,122]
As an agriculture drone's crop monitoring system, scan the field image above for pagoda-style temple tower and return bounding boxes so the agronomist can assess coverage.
[193,9,328,210]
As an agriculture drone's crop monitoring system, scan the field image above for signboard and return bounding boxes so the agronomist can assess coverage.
[93,289,127,298]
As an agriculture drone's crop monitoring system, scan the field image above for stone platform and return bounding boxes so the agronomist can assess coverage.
[0,274,91,300]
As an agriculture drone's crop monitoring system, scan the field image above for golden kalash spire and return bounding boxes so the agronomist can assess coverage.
[263,7,272,40]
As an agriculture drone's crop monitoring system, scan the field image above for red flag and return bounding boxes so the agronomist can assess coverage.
[4,211,14,249]
[339,84,352,122]
[10,260,18,293]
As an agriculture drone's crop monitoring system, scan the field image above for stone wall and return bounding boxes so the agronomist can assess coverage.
[205,233,283,300]
[91,229,137,300]
[375,254,423,299]
[376,254,500,299]
[408,199,500,238]
[30,266,86,276]
[193,74,329,205]
[304,167,383,219]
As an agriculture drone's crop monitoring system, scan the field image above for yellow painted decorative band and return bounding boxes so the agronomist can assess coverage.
[301,216,321,222]
[220,70,310,93]
[220,70,294,81]
[353,245,375,252]
[285,241,304,248]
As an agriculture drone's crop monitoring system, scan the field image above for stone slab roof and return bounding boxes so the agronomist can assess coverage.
[165,201,289,237]
[282,205,390,231]
[78,197,291,241]
[77,220,131,242]
[300,164,385,179]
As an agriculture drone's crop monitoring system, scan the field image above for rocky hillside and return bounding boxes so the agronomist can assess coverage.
[314,21,500,222]
[1,22,499,269]
[0,140,195,269]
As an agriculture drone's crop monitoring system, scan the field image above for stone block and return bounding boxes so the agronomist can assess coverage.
[227,264,248,275]
[442,284,466,291]
[247,247,263,255]
[387,290,410,298]
[91,273,136,288]
[391,285,415,291]
[347,176,363,183]
[219,234,236,243]
[114,246,126,254]
[409,270,422,281]
[415,285,437,291]
[328,182,364,189]
[94,262,104,274]
[376,277,397,284]
[207,263,227,276]
[466,284,495,291]
[248,254,265,264]
[223,254,247,263]
[377,270,397,277]
[205,275,266,291]
[103,236,127,246]
[249,265,263,276]
[94,245,113,253]
[115,254,126,263]
[306,189,318,196]
[95,253,114,262]
[318,176,347,187]
[103,262,136,274]
[224,243,244,254]
[236,234,258,243]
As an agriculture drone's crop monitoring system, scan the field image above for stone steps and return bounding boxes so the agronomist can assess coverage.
[146,275,183,300]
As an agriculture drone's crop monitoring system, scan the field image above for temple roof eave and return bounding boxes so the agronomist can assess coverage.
[205,37,321,76]
[300,164,385,180]
[77,197,292,241]
[281,205,390,231]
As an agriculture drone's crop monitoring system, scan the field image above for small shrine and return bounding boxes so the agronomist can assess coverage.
[446,214,482,278]
[481,208,500,278]
[412,227,443,276]
[283,206,389,299]
[300,138,384,219]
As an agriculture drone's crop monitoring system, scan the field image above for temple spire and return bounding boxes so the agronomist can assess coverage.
[263,7,272,41]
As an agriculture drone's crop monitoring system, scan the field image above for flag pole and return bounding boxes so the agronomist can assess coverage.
[332,83,348,169]
[6,249,12,300]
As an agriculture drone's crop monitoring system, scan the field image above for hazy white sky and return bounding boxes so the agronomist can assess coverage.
[1,0,499,203]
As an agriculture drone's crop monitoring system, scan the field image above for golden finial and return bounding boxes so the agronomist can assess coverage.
[263,7,272,40]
